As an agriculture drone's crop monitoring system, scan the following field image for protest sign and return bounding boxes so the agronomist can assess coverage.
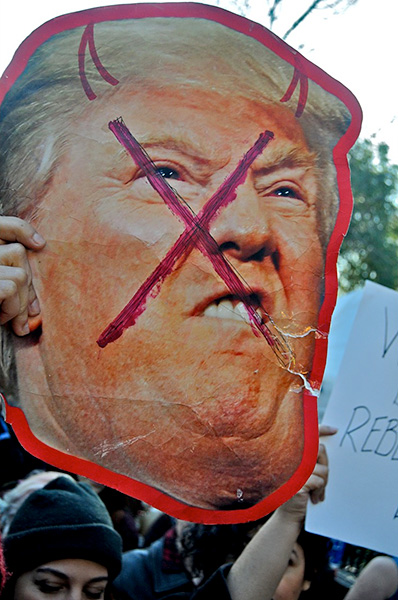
[307,281,398,555]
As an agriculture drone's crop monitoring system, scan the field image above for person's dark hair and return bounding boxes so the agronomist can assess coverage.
[179,519,330,594]
[297,529,330,583]
[178,520,266,582]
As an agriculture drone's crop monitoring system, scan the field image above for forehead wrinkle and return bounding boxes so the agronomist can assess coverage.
[138,134,230,171]
[256,142,316,172]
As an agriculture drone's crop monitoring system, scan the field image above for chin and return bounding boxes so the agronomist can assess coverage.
[157,451,301,510]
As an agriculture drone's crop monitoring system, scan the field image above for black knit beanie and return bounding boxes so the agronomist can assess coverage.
[4,476,122,580]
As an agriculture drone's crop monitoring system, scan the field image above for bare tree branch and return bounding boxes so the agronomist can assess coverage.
[216,0,252,17]
[323,0,359,9]
[282,0,359,39]
[283,0,324,39]
[268,0,284,29]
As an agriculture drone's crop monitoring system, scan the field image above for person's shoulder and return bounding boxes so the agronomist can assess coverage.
[113,537,191,600]
[113,543,161,600]
[122,537,165,566]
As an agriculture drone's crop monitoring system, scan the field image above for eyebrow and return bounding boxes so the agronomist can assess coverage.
[36,568,69,580]
[35,568,108,583]
[255,143,316,172]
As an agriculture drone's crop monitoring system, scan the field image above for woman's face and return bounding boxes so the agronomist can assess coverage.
[273,543,310,600]
[13,559,108,600]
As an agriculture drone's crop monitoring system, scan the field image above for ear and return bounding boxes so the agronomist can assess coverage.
[302,579,311,592]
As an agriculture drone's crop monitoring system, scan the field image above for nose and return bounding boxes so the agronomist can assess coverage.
[210,179,276,263]
[67,588,86,600]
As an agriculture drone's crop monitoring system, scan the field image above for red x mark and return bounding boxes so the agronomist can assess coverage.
[97,118,292,368]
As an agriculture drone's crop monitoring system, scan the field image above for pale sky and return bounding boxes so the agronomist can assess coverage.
[1,0,397,161]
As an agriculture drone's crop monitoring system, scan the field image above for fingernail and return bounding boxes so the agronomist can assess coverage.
[32,232,45,246]
[29,298,40,314]
[21,321,29,335]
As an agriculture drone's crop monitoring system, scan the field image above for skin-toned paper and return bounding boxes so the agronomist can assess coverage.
[306,281,398,555]
[0,3,361,523]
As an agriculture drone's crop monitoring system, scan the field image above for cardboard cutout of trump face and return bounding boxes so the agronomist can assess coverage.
[0,3,361,522]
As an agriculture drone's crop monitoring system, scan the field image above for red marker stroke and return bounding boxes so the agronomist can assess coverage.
[97,118,292,368]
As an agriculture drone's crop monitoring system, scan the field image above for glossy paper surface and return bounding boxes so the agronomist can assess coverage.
[0,3,361,522]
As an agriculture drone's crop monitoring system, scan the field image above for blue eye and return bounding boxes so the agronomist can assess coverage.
[156,166,179,179]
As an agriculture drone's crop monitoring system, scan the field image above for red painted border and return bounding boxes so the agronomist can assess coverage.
[1,3,362,523]
[5,396,318,523]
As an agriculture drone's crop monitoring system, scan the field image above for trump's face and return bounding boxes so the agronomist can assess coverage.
[16,83,323,509]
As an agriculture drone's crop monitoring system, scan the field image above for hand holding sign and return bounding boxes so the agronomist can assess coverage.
[0,217,45,336]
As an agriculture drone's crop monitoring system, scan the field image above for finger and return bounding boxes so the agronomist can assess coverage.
[0,278,29,335]
[308,461,328,486]
[310,481,326,504]
[319,424,338,437]
[317,442,328,466]
[304,462,328,483]
[0,242,35,270]
[0,245,39,334]
[309,447,329,503]
[28,296,41,317]
[0,250,31,314]
[0,216,45,249]
[311,462,329,486]
[306,465,329,504]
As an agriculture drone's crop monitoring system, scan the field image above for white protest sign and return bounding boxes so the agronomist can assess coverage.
[306,281,398,556]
